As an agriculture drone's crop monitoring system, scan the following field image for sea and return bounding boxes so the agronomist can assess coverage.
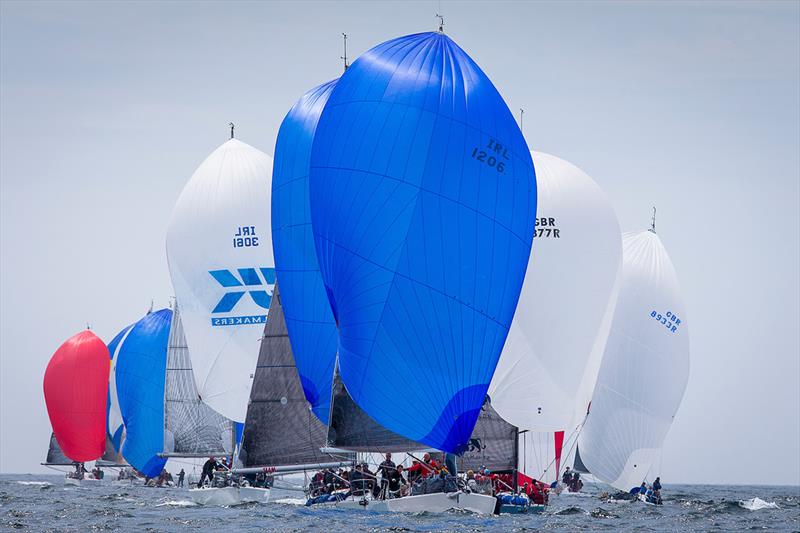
[1,474,797,532]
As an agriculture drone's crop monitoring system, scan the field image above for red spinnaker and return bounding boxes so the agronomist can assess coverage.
[43,330,110,462]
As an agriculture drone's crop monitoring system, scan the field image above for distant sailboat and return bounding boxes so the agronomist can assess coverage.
[166,136,275,424]
[577,228,689,492]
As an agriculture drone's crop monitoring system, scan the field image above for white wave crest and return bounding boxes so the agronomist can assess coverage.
[739,497,779,511]
[156,500,198,507]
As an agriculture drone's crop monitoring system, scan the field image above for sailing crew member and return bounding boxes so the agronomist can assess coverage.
[653,477,662,492]
[177,468,185,487]
[387,464,408,497]
[406,452,438,480]
[199,457,217,487]
[561,466,572,485]
[378,453,396,499]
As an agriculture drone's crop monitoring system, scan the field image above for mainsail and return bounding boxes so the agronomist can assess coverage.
[578,230,690,491]
[43,432,71,465]
[43,330,109,462]
[327,363,422,453]
[272,79,339,424]
[239,283,330,467]
[308,31,536,453]
[457,400,518,473]
[163,303,235,456]
[115,308,172,478]
[166,138,275,423]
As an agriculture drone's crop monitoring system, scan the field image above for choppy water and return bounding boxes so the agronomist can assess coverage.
[1,474,798,532]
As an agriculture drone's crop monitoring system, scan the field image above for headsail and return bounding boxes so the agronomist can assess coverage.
[239,283,330,467]
[578,230,689,491]
[166,138,274,423]
[163,303,235,456]
[309,31,536,453]
[115,308,172,478]
[272,79,339,424]
[43,330,109,462]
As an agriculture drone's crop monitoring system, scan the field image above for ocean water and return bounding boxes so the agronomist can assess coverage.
[1,474,798,532]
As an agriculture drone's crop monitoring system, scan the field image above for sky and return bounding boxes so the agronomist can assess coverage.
[1,0,798,485]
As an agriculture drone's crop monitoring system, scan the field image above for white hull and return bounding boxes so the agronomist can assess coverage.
[188,486,270,506]
[334,492,496,514]
[65,476,102,486]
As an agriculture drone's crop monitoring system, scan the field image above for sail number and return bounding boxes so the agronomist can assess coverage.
[233,226,259,248]
[471,138,509,173]
[651,310,681,333]
[534,217,560,238]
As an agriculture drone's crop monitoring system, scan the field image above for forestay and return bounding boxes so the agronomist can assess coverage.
[309,31,536,453]
[239,283,330,467]
[115,309,172,478]
[578,230,689,491]
[271,79,339,424]
[167,138,274,423]
[163,303,235,456]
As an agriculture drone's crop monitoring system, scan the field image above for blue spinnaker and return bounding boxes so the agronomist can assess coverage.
[272,79,339,423]
[116,308,172,477]
[106,324,133,451]
[309,32,536,453]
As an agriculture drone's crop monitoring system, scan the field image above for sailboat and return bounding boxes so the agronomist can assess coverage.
[306,29,536,513]
[576,227,689,496]
[43,330,110,485]
[488,151,622,490]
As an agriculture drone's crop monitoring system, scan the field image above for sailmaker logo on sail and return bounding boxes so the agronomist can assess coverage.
[208,267,276,327]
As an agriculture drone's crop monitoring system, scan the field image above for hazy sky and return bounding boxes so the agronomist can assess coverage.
[1,1,798,485]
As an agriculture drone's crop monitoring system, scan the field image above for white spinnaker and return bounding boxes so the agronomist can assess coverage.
[108,326,134,449]
[166,138,274,423]
[489,151,622,439]
[577,230,690,491]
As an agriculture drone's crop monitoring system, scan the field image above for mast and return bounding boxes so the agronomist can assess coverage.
[341,33,349,71]
[650,206,657,233]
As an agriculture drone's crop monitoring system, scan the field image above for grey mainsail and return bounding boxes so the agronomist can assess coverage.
[573,443,591,474]
[163,303,234,456]
[44,433,71,465]
[96,435,127,467]
[327,363,423,453]
[239,283,332,467]
[457,398,518,472]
